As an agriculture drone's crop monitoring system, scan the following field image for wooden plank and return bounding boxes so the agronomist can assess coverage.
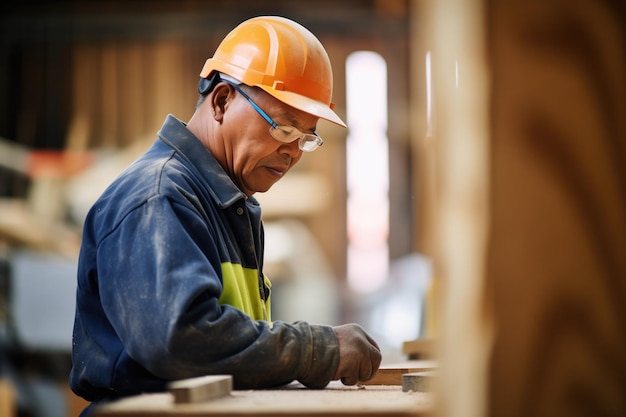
[425,0,492,413]
[360,360,438,386]
[168,375,232,404]
[402,338,436,359]
[94,381,433,417]
[68,44,95,151]
[402,371,437,393]
[0,199,81,259]
[99,43,118,148]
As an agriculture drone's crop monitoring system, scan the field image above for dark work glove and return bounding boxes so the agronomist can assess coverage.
[332,323,382,385]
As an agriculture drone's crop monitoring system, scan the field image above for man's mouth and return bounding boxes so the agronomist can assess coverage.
[265,166,286,178]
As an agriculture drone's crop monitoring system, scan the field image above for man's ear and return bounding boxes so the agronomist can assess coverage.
[210,83,234,122]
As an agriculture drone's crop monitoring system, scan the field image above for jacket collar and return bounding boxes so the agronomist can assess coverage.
[157,114,258,209]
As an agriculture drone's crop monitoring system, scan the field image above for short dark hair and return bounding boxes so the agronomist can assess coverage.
[196,94,207,109]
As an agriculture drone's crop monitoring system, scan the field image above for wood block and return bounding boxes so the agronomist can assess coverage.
[360,360,438,385]
[167,375,232,404]
[402,371,436,393]
[402,338,436,359]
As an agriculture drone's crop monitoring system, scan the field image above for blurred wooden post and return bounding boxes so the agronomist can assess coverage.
[421,0,626,416]
[425,0,492,416]
[410,0,441,343]
[486,1,626,415]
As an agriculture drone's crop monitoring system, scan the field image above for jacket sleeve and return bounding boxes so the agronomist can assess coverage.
[96,195,339,390]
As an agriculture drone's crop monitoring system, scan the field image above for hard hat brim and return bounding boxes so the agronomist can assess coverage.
[258,86,347,128]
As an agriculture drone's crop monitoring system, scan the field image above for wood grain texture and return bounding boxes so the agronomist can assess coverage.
[487,0,626,416]
[93,381,433,417]
[360,360,438,386]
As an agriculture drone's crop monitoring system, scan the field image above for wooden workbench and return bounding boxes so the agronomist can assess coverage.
[93,380,433,417]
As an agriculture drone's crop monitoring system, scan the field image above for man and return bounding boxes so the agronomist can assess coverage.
[70,15,381,415]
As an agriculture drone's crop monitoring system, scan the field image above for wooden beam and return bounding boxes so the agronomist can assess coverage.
[402,338,436,359]
[360,360,438,386]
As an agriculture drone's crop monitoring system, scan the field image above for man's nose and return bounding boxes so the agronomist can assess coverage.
[278,139,302,158]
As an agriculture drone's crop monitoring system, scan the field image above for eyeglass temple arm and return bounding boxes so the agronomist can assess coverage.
[226,81,278,129]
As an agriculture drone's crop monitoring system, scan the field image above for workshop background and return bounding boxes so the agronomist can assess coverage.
[1,0,625,417]
[0,1,427,416]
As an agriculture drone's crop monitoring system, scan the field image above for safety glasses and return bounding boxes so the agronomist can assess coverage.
[225,81,324,152]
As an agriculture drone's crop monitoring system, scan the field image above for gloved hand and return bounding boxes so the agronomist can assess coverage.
[332,323,382,385]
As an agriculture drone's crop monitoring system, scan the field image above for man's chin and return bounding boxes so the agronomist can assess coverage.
[242,183,273,196]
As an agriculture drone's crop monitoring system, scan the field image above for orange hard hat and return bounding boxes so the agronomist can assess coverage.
[200,16,346,128]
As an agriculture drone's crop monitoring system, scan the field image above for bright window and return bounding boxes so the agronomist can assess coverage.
[345,51,389,293]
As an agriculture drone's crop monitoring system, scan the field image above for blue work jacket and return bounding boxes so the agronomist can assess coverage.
[70,115,339,404]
